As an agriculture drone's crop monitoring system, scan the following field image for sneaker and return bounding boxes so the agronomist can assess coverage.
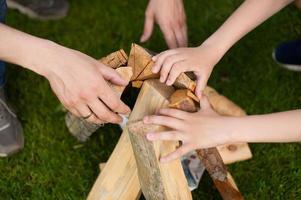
[272,40,301,72]
[0,88,24,157]
[7,0,69,20]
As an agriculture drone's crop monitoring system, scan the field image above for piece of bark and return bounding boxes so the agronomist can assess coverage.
[65,66,133,142]
[128,43,159,81]
[127,79,192,200]
[99,49,128,68]
[168,89,198,112]
[169,93,244,200]
[197,148,244,200]
[132,80,144,88]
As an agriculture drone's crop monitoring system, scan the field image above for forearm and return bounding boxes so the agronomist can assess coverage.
[230,110,301,143]
[203,0,293,53]
[0,23,57,76]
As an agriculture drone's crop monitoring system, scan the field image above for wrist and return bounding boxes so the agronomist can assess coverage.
[23,39,61,77]
[201,35,229,58]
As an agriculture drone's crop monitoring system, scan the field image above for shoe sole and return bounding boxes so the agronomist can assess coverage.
[6,0,67,20]
[272,52,301,72]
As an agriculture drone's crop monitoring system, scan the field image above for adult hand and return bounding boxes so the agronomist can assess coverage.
[143,97,235,163]
[38,42,131,124]
[141,0,187,48]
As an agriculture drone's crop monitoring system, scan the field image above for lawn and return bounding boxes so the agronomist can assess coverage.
[1,0,301,199]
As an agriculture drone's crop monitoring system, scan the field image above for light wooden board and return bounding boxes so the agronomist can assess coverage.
[127,79,192,200]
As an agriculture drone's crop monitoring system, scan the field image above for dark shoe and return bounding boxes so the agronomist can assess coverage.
[7,0,69,20]
[273,40,301,72]
[0,88,24,157]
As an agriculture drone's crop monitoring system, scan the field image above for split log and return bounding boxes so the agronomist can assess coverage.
[65,66,133,142]
[87,129,141,200]
[169,89,198,112]
[173,73,197,91]
[127,79,192,200]
[99,49,128,68]
[168,93,244,200]
[128,43,159,80]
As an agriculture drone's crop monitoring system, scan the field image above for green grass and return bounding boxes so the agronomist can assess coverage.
[1,0,301,199]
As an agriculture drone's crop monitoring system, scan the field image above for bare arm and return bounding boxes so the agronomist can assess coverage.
[153,0,294,98]
[144,99,301,162]
[232,110,301,143]
[0,24,130,124]
[205,0,294,52]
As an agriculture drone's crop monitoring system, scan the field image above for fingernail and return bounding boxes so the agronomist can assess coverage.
[166,80,172,86]
[140,35,145,42]
[160,77,164,83]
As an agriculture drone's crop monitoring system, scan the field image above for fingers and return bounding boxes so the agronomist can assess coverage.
[98,81,131,115]
[88,99,122,124]
[143,115,184,130]
[158,108,188,120]
[160,144,191,163]
[166,62,188,86]
[161,26,178,49]
[76,104,103,124]
[152,50,178,73]
[140,11,155,43]
[174,27,186,48]
[159,55,184,83]
[181,24,188,47]
[199,95,211,110]
[98,64,128,86]
[146,130,186,142]
[195,72,208,99]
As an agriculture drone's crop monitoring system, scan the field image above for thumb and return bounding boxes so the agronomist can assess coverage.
[140,14,154,43]
[98,65,128,86]
[195,73,208,100]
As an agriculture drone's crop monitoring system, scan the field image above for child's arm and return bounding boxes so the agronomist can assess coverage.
[152,0,294,98]
[231,110,301,143]
[0,24,130,124]
[143,98,301,163]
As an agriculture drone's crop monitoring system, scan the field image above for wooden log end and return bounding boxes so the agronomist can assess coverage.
[168,89,198,112]
[132,80,144,88]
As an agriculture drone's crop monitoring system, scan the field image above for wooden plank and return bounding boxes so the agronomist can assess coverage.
[127,79,192,200]
[87,130,141,200]
[65,66,133,142]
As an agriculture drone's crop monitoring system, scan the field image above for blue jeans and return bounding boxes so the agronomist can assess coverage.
[0,0,7,86]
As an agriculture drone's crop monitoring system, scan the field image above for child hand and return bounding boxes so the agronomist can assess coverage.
[143,97,234,163]
[152,43,222,98]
